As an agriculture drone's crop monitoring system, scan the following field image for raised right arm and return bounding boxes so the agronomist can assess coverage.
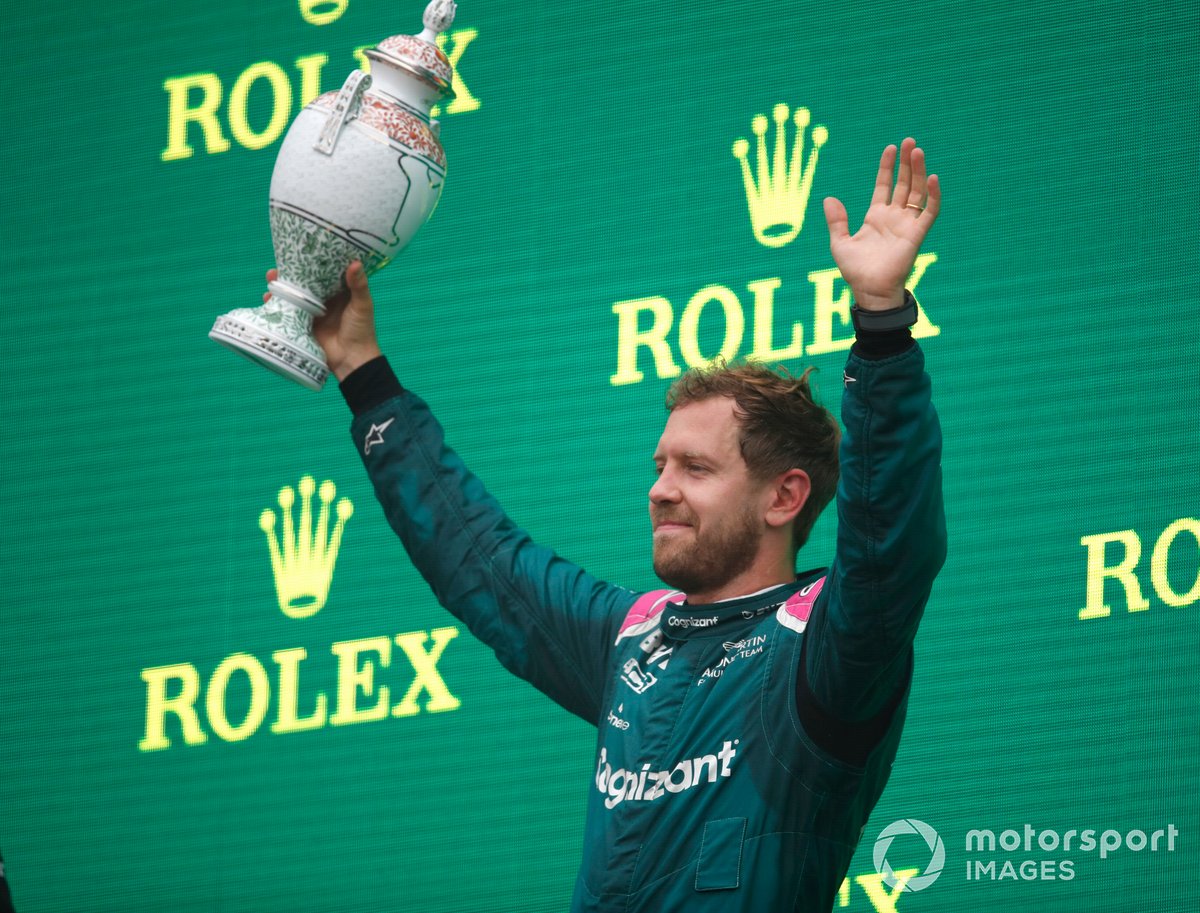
[302,265,633,724]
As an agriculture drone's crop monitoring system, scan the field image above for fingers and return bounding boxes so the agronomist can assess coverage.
[327,259,377,327]
[823,196,850,245]
[907,145,928,208]
[869,145,898,208]
[893,137,917,204]
[263,267,278,304]
[262,264,371,311]
[920,173,941,225]
[895,140,936,221]
[345,260,374,314]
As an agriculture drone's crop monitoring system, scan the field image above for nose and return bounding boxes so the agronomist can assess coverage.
[649,467,680,505]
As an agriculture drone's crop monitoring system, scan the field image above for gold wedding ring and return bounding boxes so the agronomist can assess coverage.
[905,203,924,211]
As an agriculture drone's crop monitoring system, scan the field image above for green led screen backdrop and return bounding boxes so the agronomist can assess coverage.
[2,0,1197,910]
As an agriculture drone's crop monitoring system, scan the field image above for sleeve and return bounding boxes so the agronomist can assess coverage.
[342,358,636,725]
[800,335,947,741]
[0,848,14,913]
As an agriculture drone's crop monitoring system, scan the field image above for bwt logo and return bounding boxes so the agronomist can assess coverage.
[872,819,945,893]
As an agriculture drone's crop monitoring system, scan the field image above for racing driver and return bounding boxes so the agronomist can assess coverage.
[287,137,946,911]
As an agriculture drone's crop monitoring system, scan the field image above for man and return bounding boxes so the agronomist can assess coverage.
[283,137,945,911]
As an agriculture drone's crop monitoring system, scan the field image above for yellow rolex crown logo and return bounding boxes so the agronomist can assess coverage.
[259,475,354,619]
[732,103,828,249]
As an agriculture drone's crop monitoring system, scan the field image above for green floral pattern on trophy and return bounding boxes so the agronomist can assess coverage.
[209,297,328,389]
[257,297,317,338]
[270,208,390,303]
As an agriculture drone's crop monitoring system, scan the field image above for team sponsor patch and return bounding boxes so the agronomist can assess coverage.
[595,740,739,809]
[697,634,768,685]
[620,658,658,694]
[606,704,631,730]
[667,614,719,629]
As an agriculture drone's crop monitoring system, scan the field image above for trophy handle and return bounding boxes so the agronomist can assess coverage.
[314,70,373,156]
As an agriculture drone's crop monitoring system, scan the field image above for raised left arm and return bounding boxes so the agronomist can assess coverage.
[800,139,947,750]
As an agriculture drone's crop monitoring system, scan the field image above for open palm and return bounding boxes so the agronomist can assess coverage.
[823,138,941,312]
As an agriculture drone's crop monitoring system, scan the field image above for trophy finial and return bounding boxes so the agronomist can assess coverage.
[420,0,457,39]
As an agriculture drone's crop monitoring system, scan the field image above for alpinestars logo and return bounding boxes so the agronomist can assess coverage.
[363,418,396,455]
[259,475,354,618]
[732,103,828,248]
[595,740,739,810]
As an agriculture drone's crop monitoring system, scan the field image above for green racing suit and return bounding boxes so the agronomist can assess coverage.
[340,332,945,912]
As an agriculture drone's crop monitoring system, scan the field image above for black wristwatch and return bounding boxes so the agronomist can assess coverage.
[850,290,919,333]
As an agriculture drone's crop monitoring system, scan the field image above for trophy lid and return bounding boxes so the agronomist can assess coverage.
[365,0,457,99]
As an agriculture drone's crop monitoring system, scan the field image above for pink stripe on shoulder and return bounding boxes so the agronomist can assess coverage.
[616,589,685,642]
[776,577,826,634]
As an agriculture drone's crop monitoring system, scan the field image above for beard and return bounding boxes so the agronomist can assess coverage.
[651,503,762,599]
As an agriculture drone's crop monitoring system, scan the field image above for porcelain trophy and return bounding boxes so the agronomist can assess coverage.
[210,0,457,390]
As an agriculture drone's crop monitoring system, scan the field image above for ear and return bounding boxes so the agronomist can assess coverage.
[763,469,810,530]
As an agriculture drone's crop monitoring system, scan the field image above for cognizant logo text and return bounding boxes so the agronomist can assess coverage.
[667,615,719,629]
[595,740,738,810]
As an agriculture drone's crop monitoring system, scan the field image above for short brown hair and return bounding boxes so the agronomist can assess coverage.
[665,361,840,552]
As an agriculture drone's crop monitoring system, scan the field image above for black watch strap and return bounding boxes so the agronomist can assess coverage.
[851,290,919,333]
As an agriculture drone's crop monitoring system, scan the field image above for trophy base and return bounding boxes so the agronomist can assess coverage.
[267,278,327,316]
[210,301,329,391]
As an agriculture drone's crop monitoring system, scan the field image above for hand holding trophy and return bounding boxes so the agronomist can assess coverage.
[211,0,458,390]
